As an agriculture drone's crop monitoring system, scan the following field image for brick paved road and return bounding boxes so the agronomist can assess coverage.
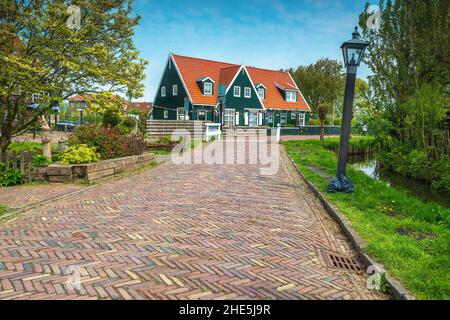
[0,184,86,210]
[0,141,388,300]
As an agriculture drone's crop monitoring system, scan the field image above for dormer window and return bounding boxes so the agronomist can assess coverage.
[197,76,215,95]
[255,83,266,100]
[257,88,265,99]
[286,90,297,102]
[204,82,213,95]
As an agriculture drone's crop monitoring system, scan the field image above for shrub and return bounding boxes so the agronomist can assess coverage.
[0,169,24,186]
[70,125,127,159]
[102,107,124,127]
[32,154,50,167]
[308,119,321,125]
[124,134,146,156]
[116,122,130,134]
[69,125,146,159]
[52,153,62,163]
[157,135,174,145]
[60,144,99,165]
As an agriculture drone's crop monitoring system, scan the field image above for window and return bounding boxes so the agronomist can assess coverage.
[233,86,241,97]
[258,88,265,99]
[204,82,213,95]
[177,108,185,120]
[286,91,297,102]
[161,86,166,97]
[198,111,206,121]
[163,110,168,119]
[280,113,287,125]
[244,87,251,98]
[291,112,296,120]
[298,113,306,126]
[172,85,178,96]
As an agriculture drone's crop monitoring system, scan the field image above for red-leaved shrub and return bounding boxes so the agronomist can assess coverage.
[69,125,145,159]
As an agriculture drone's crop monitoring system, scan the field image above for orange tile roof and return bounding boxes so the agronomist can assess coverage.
[246,67,309,111]
[220,66,241,87]
[126,102,153,113]
[172,54,310,111]
[173,54,237,106]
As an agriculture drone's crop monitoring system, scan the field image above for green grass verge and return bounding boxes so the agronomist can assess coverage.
[283,138,450,300]
[0,204,9,216]
[150,149,172,155]
[7,142,59,153]
[7,142,43,152]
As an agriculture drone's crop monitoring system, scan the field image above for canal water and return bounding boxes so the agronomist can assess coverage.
[349,154,450,209]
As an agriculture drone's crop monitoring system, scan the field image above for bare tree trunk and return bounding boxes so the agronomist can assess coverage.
[0,133,11,153]
[320,119,325,142]
[38,115,52,161]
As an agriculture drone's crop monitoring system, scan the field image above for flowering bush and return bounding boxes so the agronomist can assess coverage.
[70,125,127,159]
[60,144,99,165]
[69,125,145,159]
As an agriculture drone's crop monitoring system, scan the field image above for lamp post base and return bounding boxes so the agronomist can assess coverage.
[328,175,355,193]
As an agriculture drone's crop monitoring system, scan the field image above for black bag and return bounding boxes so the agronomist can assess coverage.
[328,175,355,193]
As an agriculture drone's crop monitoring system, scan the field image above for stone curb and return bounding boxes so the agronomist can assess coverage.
[285,153,415,300]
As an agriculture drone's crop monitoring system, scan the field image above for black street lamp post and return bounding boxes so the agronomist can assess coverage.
[329,27,369,193]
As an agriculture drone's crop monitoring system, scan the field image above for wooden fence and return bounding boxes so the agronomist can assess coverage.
[0,150,34,182]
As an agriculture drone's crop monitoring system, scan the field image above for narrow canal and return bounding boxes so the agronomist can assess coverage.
[349,153,450,209]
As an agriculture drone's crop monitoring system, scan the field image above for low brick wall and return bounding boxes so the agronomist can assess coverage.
[43,153,155,183]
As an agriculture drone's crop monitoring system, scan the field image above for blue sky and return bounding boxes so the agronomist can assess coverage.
[132,0,373,101]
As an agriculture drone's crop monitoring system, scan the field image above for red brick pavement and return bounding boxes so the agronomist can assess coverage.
[0,141,388,300]
[0,184,86,210]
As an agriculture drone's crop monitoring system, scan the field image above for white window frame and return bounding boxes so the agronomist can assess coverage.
[257,88,265,100]
[244,87,251,98]
[298,113,306,126]
[161,86,166,97]
[172,85,178,96]
[286,90,297,102]
[233,86,241,97]
[163,110,168,119]
[198,110,206,121]
[204,82,213,95]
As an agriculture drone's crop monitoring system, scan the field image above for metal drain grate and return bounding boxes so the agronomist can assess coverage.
[321,250,363,273]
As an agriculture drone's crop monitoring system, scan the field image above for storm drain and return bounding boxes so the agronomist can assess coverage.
[321,250,363,273]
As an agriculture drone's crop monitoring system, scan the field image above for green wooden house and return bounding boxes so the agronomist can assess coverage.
[152,54,311,127]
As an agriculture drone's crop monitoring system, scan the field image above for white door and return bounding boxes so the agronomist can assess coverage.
[177,108,186,120]
[224,109,235,127]
[248,111,258,127]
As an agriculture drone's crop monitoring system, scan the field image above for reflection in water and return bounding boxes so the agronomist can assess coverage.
[349,154,450,209]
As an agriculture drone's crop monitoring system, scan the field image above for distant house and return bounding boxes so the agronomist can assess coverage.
[66,94,127,123]
[125,102,153,115]
[153,54,311,127]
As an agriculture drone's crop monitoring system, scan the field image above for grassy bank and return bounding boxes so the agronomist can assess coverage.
[283,138,450,300]
[0,204,8,216]
[7,142,59,153]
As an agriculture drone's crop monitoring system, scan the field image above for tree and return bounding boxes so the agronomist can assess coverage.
[289,59,344,118]
[358,0,449,143]
[318,105,329,142]
[358,0,450,193]
[0,0,148,158]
